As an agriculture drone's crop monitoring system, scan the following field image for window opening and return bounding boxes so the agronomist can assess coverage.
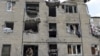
[74,6,77,13]
[26,2,39,18]
[7,1,16,11]
[69,6,73,13]
[24,45,38,56]
[62,5,77,13]
[68,44,81,55]
[77,45,81,54]
[49,7,56,17]
[68,45,72,54]
[49,23,57,37]
[24,20,39,33]
[2,45,11,56]
[66,23,81,37]
[3,22,14,33]
[49,44,58,56]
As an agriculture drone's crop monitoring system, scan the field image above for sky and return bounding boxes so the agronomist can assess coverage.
[86,0,100,17]
[60,0,100,17]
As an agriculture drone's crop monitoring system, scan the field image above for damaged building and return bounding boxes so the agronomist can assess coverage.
[0,0,100,56]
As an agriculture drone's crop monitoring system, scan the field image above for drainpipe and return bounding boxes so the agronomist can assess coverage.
[79,11,84,56]
[21,6,26,56]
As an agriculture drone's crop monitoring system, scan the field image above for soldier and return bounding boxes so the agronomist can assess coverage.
[26,47,33,56]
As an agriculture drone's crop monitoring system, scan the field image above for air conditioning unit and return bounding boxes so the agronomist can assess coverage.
[3,27,13,33]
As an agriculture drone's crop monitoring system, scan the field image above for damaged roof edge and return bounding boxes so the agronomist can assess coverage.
[91,17,100,18]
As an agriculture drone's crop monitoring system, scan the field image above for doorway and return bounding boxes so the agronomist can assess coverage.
[23,45,38,56]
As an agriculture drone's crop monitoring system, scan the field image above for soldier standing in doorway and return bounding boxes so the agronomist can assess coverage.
[26,47,33,56]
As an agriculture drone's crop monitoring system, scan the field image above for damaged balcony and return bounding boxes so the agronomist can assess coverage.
[45,0,60,7]
[23,19,40,42]
[24,2,41,34]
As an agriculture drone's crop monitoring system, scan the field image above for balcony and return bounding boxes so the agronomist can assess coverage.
[45,0,60,7]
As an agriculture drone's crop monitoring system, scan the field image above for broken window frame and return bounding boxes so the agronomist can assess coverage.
[49,23,57,37]
[24,20,39,33]
[5,22,14,30]
[68,44,82,55]
[7,1,16,11]
[3,22,14,33]
[48,43,58,56]
[26,2,39,18]
[66,23,81,37]
[1,44,11,56]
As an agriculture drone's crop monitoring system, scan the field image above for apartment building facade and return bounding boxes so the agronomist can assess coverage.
[0,0,100,56]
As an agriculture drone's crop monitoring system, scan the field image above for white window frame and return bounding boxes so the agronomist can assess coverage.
[7,1,13,11]
[63,5,77,13]
[68,44,82,55]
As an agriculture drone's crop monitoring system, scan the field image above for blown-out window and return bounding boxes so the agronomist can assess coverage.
[24,21,39,33]
[26,2,39,18]
[66,23,81,37]
[5,22,14,30]
[3,22,14,33]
